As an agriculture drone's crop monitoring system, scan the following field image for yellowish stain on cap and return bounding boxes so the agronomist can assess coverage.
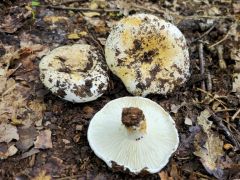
[121,17,142,26]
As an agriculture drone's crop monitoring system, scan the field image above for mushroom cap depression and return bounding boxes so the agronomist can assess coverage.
[87,96,179,174]
[105,13,190,96]
[39,44,109,103]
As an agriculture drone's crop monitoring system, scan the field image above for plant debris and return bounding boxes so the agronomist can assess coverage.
[0,0,240,179]
[194,110,224,178]
[34,129,53,149]
[0,123,19,143]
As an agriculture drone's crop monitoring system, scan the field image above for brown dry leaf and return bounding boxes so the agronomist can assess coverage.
[170,160,181,179]
[67,33,80,40]
[16,124,37,152]
[83,12,101,17]
[0,123,19,143]
[158,171,173,180]
[90,0,107,9]
[28,99,46,122]
[32,170,51,180]
[0,144,18,160]
[194,109,224,178]
[170,102,186,113]
[0,80,30,123]
[43,16,68,24]
[34,130,53,149]
[0,6,31,33]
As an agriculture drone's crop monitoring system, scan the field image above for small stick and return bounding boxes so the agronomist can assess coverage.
[217,45,227,69]
[206,71,212,92]
[198,43,206,99]
[232,108,240,120]
[58,0,84,5]
[208,108,240,151]
[42,5,120,12]
[192,23,216,43]
[208,32,229,49]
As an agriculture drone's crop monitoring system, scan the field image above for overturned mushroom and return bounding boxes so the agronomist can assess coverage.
[39,44,109,103]
[105,13,190,96]
[88,96,179,174]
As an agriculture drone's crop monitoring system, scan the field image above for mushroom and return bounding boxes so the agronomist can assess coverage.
[105,13,190,96]
[39,44,109,103]
[87,96,179,174]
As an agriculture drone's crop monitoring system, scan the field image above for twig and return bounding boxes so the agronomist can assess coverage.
[206,71,212,92]
[232,108,240,120]
[197,88,227,107]
[217,45,226,69]
[198,43,206,98]
[55,175,83,180]
[58,0,84,5]
[183,169,214,179]
[42,5,120,12]
[214,109,236,112]
[6,63,22,77]
[208,32,229,48]
[192,23,216,43]
[208,108,240,151]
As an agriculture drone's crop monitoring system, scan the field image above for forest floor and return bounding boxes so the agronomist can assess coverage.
[0,0,240,179]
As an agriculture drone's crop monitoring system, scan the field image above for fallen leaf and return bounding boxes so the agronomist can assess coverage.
[43,16,68,24]
[16,125,37,152]
[0,144,18,159]
[158,171,172,180]
[90,0,107,9]
[28,99,46,122]
[67,33,80,40]
[20,147,40,159]
[0,6,31,33]
[223,143,233,150]
[170,102,186,113]
[184,117,193,126]
[32,170,51,180]
[194,109,224,178]
[0,123,19,143]
[83,12,101,17]
[34,129,53,149]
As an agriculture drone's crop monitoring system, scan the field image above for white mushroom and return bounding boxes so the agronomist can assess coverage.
[39,44,109,103]
[87,96,179,174]
[105,13,190,96]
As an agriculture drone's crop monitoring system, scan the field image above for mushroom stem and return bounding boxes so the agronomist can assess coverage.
[121,107,147,133]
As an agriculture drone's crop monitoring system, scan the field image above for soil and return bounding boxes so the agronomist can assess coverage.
[0,0,239,180]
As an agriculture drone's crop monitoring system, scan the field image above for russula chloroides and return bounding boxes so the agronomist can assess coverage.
[105,13,190,96]
[39,44,109,103]
[87,96,179,174]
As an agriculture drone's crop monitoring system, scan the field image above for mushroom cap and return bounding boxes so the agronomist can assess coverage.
[39,44,109,103]
[87,96,179,174]
[105,13,190,96]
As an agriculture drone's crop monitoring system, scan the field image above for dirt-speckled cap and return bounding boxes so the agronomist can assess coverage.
[39,44,109,103]
[105,14,190,96]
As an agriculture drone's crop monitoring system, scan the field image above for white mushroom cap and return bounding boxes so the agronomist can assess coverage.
[105,13,190,96]
[39,44,109,103]
[87,96,179,174]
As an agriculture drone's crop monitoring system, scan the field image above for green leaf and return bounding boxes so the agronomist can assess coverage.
[31,0,40,7]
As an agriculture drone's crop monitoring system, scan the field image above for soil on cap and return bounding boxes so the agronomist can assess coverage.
[121,107,145,127]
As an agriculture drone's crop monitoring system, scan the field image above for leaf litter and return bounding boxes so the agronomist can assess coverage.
[194,109,224,178]
[0,0,240,179]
